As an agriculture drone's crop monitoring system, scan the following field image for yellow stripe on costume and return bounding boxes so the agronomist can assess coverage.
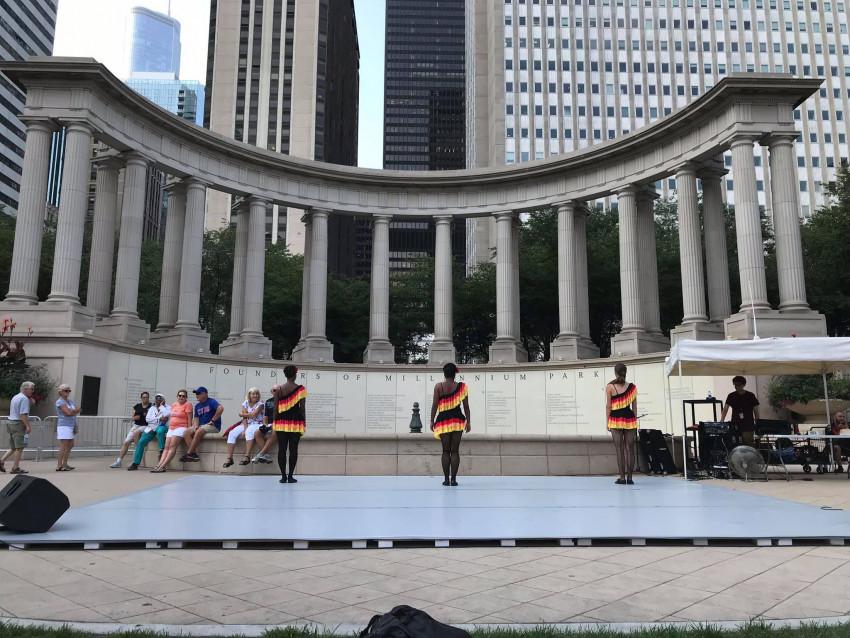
[277,387,307,412]
[437,383,468,412]
[433,418,466,438]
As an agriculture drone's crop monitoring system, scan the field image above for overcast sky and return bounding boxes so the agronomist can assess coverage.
[54,0,385,169]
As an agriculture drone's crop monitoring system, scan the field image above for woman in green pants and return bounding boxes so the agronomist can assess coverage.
[128,392,170,470]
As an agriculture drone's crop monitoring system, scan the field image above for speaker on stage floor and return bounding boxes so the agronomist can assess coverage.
[0,475,70,533]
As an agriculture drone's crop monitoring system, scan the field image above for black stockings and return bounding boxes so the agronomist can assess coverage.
[276,431,301,478]
[440,430,463,481]
[610,429,637,480]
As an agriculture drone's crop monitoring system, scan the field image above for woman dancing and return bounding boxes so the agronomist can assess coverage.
[430,363,471,486]
[606,362,638,485]
[273,365,307,484]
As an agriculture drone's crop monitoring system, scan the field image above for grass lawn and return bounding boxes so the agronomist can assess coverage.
[3,622,850,638]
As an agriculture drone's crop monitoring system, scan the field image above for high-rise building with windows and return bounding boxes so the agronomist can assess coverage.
[130,6,181,79]
[467,0,850,266]
[382,0,467,272]
[205,0,360,274]
[0,0,57,213]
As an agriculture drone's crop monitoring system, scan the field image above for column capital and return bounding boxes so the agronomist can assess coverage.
[308,207,332,219]
[675,162,698,177]
[553,201,576,213]
[184,176,211,190]
[21,118,57,134]
[248,194,272,205]
[92,155,124,171]
[492,211,514,222]
[434,214,453,225]
[616,185,639,198]
[121,151,148,168]
[372,213,393,224]
[763,132,799,148]
[697,165,728,181]
[636,188,659,204]
[62,121,94,136]
[163,179,187,195]
[729,134,756,150]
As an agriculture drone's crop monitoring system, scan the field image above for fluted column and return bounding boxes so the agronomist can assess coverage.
[307,209,329,339]
[47,122,94,304]
[574,205,591,341]
[636,191,662,334]
[556,203,579,338]
[226,205,249,339]
[175,178,208,329]
[365,215,394,363]
[242,196,268,336]
[5,121,53,303]
[768,134,810,312]
[429,215,456,363]
[617,188,643,332]
[511,214,521,340]
[701,168,732,322]
[85,158,121,317]
[299,215,313,341]
[156,183,186,331]
[676,164,709,324]
[111,153,148,318]
[489,212,527,362]
[730,136,770,311]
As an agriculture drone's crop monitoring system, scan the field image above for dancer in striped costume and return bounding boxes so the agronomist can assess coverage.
[430,363,471,486]
[274,365,307,484]
[606,362,638,485]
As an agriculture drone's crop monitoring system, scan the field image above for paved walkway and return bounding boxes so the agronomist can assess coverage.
[0,458,848,629]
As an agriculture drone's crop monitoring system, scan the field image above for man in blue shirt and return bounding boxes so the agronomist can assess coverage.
[181,387,224,462]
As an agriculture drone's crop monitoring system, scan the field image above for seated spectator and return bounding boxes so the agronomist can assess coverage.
[251,385,279,464]
[151,389,192,473]
[128,392,170,471]
[181,387,223,463]
[111,391,152,468]
[828,410,847,473]
[55,383,80,472]
[222,388,265,468]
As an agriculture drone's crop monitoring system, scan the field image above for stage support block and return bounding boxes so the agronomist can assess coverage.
[167,541,184,549]
[294,541,309,550]
[223,541,239,549]
[559,539,575,547]
[378,540,393,549]
[777,538,793,547]
[631,538,647,546]
[145,542,160,549]
[829,538,845,546]
[84,543,101,550]
[352,540,368,549]
[755,538,771,547]
[435,540,450,548]
[8,545,27,551]
[577,538,592,546]
[500,540,516,547]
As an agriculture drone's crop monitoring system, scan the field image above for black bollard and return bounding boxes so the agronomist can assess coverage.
[409,402,423,434]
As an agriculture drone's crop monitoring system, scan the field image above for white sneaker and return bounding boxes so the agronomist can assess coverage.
[109,459,121,469]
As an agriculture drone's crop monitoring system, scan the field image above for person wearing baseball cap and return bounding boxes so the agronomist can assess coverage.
[181,386,223,462]
[127,392,171,470]
[251,384,279,464]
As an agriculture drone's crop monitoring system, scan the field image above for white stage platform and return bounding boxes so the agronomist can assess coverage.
[2,476,849,548]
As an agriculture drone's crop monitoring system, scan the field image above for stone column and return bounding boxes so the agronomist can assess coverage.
[364,214,395,363]
[85,158,121,317]
[429,215,456,364]
[636,191,663,336]
[574,205,592,342]
[730,136,770,311]
[551,202,583,360]
[226,205,249,340]
[768,133,810,312]
[97,153,151,341]
[155,183,186,331]
[47,122,94,305]
[489,212,527,363]
[238,196,273,356]
[299,215,313,341]
[511,215,521,340]
[676,164,709,324]
[4,121,53,304]
[700,167,732,322]
[292,208,334,362]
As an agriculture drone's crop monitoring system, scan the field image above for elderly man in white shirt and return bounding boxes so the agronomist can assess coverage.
[2,381,34,474]
[128,392,171,471]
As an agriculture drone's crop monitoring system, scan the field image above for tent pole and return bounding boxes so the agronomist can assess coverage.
[678,359,687,480]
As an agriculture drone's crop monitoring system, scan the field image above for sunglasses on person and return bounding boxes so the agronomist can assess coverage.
[177,393,188,398]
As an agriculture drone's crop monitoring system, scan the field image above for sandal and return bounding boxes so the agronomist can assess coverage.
[150,468,166,473]
[63,465,75,471]
[239,457,250,466]
[56,467,66,472]
[10,468,28,474]
[223,458,234,468]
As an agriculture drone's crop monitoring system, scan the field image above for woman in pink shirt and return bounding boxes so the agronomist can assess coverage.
[151,390,192,473]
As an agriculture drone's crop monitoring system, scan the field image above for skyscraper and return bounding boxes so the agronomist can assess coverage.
[467,0,850,266]
[130,6,181,79]
[382,0,467,271]
[204,0,360,271]
[0,0,57,213]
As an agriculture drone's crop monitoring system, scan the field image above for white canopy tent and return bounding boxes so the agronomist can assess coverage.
[665,337,850,478]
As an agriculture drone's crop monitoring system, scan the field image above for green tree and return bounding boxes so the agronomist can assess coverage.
[262,245,303,359]
[802,165,850,335]
[327,274,370,363]
[518,208,558,360]
[585,205,622,356]
[389,258,434,363]
[199,227,235,351]
[454,261,496,363]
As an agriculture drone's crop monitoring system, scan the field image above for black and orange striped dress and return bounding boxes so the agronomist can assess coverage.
[607,383,638,430]
[273,385,307,434]
[433,382,469,439]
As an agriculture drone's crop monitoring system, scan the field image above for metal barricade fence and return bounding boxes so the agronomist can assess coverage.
[1,415,131,461]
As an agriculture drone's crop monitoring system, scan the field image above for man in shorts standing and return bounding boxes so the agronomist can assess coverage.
[182,387,223,462]
[2,381,34,474]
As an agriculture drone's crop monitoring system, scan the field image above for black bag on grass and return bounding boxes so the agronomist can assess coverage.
[359,605,471,638]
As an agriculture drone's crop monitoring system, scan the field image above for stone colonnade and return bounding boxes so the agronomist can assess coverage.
[2,111,823,365]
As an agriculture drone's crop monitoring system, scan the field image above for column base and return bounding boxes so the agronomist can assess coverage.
[148,326,211,353]
[0,301,96,334]
[549,334,599,361]
[724,309,827,340]
[670,321,725,346]
[428,339,456,365]
[218,334,273,359]
[291,336,334,363]
[610,330,670,356]
[94,315,150,344]
[488,337,529,364]
[364,339,395,364]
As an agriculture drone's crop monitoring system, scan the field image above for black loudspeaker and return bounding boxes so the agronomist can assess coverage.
[0,476,70,533]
